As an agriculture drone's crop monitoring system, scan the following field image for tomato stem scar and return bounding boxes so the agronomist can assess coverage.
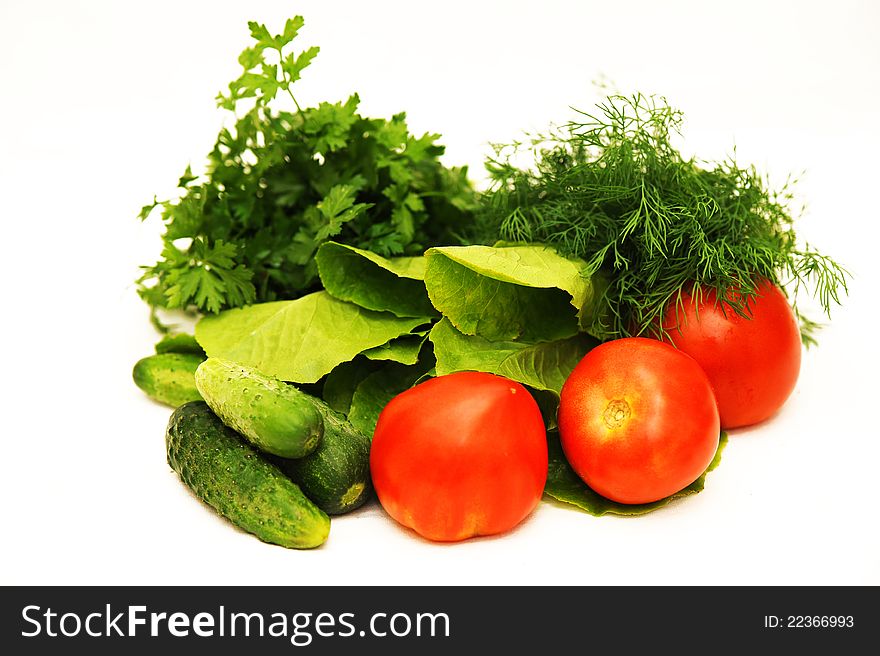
[603,399,631,429]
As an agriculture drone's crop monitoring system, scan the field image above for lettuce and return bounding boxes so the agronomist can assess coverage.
[544,431,728,516]
[430,318,596,395]
[424,244,603,342]
[316,241,435,318]
[195,291,430,383]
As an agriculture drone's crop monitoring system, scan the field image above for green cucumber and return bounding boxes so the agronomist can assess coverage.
[155,333,206,356]
[133,353,204,407]
[194,358,323,459]
[277,397,372,515]
[166,401,330,549]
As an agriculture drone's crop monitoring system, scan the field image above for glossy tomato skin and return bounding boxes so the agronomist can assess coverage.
[662,280,801,429]
[558,338,719,504]
[370,371,547,542]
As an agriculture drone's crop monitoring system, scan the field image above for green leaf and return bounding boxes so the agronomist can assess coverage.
[160,238,254,313]
[382,183,421,243]
[237,72,270,97]
[282,46,320,84]
[302,96,360,152]
[430,317,595,395]
[526,386,566,431]
[316,242,435,318]
[237,46,263,71]
[424,244,602,342]
[213,261,258,308]
[216,91,237,112]
[544,431,729,516]
[163,190,206,240]
[391,206,415,243]
[362,332,428,365]
[167,269,218,312]
[322,357,382,415]
[404,132,443,161]
[374,113,409,150]
[138,196,159,221]
[429,317,595,429]
[139,15,478,318]
[280,16,305,46]
[259,63,280,100]
[348,361,432,437]
[177,165,197,188]
[194,292,430,383]
[248,21,277,49]
[314,185,371,241]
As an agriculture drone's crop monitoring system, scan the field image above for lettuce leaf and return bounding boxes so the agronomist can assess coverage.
[423,244,602,342]
[316,241,435,318]
[348,361,434,437]
[322,357,382,415]
[362,332,428,365]
[429,318,596,429]
[430,318,596,395]
[544,431,729,516]
[195,291,429,383]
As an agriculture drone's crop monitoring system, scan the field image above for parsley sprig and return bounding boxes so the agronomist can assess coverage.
[481,93,849,344]
[138,16,477,317]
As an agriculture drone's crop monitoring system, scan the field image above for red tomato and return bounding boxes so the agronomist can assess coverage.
[662,280,801,429]
[558,338,719,504]
[370,371,548,542]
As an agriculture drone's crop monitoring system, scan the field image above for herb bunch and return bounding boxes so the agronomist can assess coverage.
[481,93,848,344]
[138,16,477,316]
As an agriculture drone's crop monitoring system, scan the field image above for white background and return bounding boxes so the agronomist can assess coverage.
[1,0,878,585]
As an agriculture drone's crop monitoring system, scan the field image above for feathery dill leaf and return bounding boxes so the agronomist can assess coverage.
[481,93,848,344]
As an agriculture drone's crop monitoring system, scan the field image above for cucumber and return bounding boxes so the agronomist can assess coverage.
[276,397,372,515]
[194,358,323,459]
[133,353,204,407]
[166,401,330,549]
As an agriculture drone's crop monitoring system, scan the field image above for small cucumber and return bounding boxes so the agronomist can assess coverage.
[155,333,206,357]
[277,397,372,515]
[166,402,330,549]
[194,358,323,459]
[133,353,204,407]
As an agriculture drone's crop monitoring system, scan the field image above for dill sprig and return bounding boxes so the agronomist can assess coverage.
[481,93,849,344]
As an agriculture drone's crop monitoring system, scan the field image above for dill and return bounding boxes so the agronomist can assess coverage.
[480,93,849,344]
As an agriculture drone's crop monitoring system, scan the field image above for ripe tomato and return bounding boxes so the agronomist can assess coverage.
[558,338,719,504]
[370,371,548,542]
[662,280,801,429]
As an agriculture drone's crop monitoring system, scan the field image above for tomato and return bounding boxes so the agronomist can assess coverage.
[662,280,801,429]
[558,338,719,504]
[370,371,548,542]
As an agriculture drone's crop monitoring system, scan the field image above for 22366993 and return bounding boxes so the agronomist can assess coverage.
[764,616,855,628]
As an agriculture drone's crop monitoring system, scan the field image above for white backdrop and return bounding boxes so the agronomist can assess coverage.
[1,0,877,585]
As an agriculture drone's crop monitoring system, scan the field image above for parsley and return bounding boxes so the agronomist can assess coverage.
[481,93,849,344]
[138,16,477,315]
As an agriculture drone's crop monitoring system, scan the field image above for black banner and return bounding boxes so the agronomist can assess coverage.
[1,586,872,653]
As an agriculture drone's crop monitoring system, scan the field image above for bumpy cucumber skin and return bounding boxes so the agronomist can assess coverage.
[166,402,330,549]
[277,397,372,515]
[195,358,324,459]
[133,353,204,407]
